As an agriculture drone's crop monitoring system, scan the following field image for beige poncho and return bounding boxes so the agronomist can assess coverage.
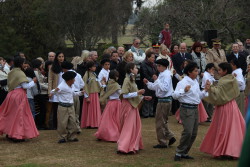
[99,79,121,103]
[121,75,142,108]
[7,68,28,92]
[83,71,101,95]
[204,74,240,106]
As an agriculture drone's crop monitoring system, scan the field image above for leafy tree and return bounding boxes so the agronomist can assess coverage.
[0,0,133,59]
[134,0,250,45]
[50,0,133,54]
[0,0,65,59]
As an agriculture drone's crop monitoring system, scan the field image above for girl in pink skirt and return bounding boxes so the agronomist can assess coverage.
[81,61,101,128]
[0,57,39,142]
[200,62,245,159]
[95,70,121,142]
[117,63,152,154]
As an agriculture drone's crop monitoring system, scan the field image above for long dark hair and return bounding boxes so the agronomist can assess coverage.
[14,57,25,68]
[45,61,53,78]
[31,59,42,69]
[86,61,96,84]
[109,70,119,81]
[104,70,119,91]
[51,52,64,74]
[125,63,136,82]
[24,67,41,93]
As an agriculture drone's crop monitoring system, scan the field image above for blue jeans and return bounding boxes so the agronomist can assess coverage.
[28,98,35,119]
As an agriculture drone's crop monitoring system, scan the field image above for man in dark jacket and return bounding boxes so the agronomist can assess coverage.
[172,43,192,75]
[227,43,247,75]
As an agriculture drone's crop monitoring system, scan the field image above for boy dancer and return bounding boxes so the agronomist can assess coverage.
[50,71,84,143]
[172,62,210,161]
[230,59,246,116]
[61,61,85,133]
[143,59,176,148]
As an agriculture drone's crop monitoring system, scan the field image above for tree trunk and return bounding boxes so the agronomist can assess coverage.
[111,26,118,44]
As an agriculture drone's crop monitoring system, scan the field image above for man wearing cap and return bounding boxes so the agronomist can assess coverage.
[200,41,209,55]
[152,42,160,60]
[206,38,227,80]
[144,58,176,149]
[159,23,172,48]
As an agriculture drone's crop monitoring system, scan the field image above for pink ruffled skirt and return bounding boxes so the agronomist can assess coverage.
[117,99,143,153]
[0,88,39,139]
[81,93,101,128]
[200,100,245,158]
[95,99,121,142]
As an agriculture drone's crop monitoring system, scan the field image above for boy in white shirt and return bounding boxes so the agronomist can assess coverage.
[98,59,110,87]
[98,59,111,110]
[230,59,246,115]
[50,71,84,143]
[172,62,210,161]
[143,59,176,149]
[61,61,84,133]
[201,63,215,122]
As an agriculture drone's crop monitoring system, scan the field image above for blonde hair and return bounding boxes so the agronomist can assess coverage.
[81,50,90,62]
[36,57,44,64]
[71,50,90,70]
[123,51,134,62]
[159,44,169,54]
[103,49,112,55]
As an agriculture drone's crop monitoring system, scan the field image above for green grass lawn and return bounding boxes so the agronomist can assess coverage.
[65,24,152,49]
[65,24,197,52]
[0,116,238,167]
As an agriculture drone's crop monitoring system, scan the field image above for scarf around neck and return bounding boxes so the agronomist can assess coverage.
[131,45,144,57]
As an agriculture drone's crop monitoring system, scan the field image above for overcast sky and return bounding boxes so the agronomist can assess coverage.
[142,0,162,7]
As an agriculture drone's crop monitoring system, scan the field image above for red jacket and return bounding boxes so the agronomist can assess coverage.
[160,29,172,48]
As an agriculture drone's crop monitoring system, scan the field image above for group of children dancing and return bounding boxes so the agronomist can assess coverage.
[0,54,247,161]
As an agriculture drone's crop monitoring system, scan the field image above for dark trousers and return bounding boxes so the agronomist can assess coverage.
[79,96,84,122]
[136,80,143,90]
[35,94,48,129]
[0,89,8,105]
[141,97,155,117]
[47,102,58,129]
[202,100,214,120]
